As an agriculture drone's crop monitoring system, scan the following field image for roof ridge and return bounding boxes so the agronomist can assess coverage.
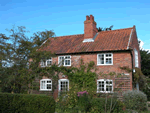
[99,27,133,33]
[54,34,84,38]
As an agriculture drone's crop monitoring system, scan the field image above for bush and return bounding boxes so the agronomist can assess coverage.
[0,93,55,113]
[77,91,91,112]
[123,90,147,111]
[90,97,124,113]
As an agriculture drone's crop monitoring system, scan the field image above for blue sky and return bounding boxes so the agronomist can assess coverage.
[0,0,150,49]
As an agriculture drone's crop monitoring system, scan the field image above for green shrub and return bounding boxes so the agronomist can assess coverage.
[0,93,55,113]
[76,91,91,112]
[123,90,147,111]
[90,97,124,113]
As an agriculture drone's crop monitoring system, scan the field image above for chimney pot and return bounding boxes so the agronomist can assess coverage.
[90,15,94,21]
[84,15,98,40]
[86,16,90,20]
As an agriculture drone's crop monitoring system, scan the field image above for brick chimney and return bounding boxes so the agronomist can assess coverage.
[84,15,98,39]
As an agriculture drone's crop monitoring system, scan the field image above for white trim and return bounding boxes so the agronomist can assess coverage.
[40,39,49,47]
[40,79,52,91]
[58,79,69,92]
[58,55,71,66]
[127,29,133,49]
[83,38,94,43]
[40,58,52,67]
[97,53,113,65]
[121,73,130,75]
[82,33,98,43]
[40,60,46,67]
[134,49,139,67]
[97,79,113,93]
[46,58,52,67]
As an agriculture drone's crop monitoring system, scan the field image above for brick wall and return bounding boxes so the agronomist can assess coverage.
[33,51,133,99]
[129,26,141,69]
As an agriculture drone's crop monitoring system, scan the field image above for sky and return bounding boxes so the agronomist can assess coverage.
[0,0,150,50]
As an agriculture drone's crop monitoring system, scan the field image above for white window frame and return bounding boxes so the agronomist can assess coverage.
[40,58,52,67]
[40,60,45,67]
[46,58,52,67]
[134,49,138,67]
[40,79,52,91]
[97,53,113,65]
[58,79,69,92]
[58,55,71,66]
[97,79,113,93]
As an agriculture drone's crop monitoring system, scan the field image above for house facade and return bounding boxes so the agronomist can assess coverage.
[34,15,141,99]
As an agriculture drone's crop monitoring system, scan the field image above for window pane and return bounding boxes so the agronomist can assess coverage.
[98,81,105,92]
[102,88,104,91]
[59,57,64,65]
[41,61,45,66]
[106,58,112,64]
[41,82,43,89]
[110,86,112,91]
[65,60,70,66]
[47,84,51,89]
[110,81,112,84]
[65,60,68,65]
[98,54,104,64]
[47,61,52,65]
[106,81,109,84]
[65,56,70,59]
[47,80,51,83]
[68,60,70,65]
[60,80,69,92]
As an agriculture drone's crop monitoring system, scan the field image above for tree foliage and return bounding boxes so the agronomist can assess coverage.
[0,25,55,94]
[97,25,113,32]
[140,49,150,77]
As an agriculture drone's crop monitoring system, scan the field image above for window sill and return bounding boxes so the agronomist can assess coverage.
[97,64,113,66]
[58,65,71,67]
[40,66,52,67]
[97,91,113,93]
[39,89,52,91]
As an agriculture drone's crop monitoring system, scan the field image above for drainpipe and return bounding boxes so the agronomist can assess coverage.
[136,82,139,91]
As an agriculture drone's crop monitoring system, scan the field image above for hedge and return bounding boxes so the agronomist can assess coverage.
[0,93,55,113]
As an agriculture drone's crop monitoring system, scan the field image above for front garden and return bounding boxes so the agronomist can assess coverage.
[0,90,149,113]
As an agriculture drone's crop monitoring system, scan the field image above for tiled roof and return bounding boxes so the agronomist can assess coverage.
[39,27,133,54]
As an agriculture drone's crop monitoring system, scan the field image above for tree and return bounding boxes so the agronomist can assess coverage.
[140,49,150,77]
[138,40,150,100]
[0,26,56,94]
[0,33,10,67]
[31,29,55,48]
[97,25,113,32]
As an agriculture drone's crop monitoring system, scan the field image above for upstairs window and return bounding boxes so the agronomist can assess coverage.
[97,79,113,93]
[40,58,52,67]
[40,79,52,91]
[46,58,52,67]
[134,49,138,67]
[40,60,46,67]
[97,53,113,65]
[58,55,71,66]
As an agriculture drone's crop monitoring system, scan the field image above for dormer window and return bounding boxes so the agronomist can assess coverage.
[58,55,71,66]
[134,49,138,67]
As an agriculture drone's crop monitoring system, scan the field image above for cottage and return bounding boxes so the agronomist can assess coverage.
[35,15,141,99]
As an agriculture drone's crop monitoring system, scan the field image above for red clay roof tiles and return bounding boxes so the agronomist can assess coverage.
[39,27,133,54]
